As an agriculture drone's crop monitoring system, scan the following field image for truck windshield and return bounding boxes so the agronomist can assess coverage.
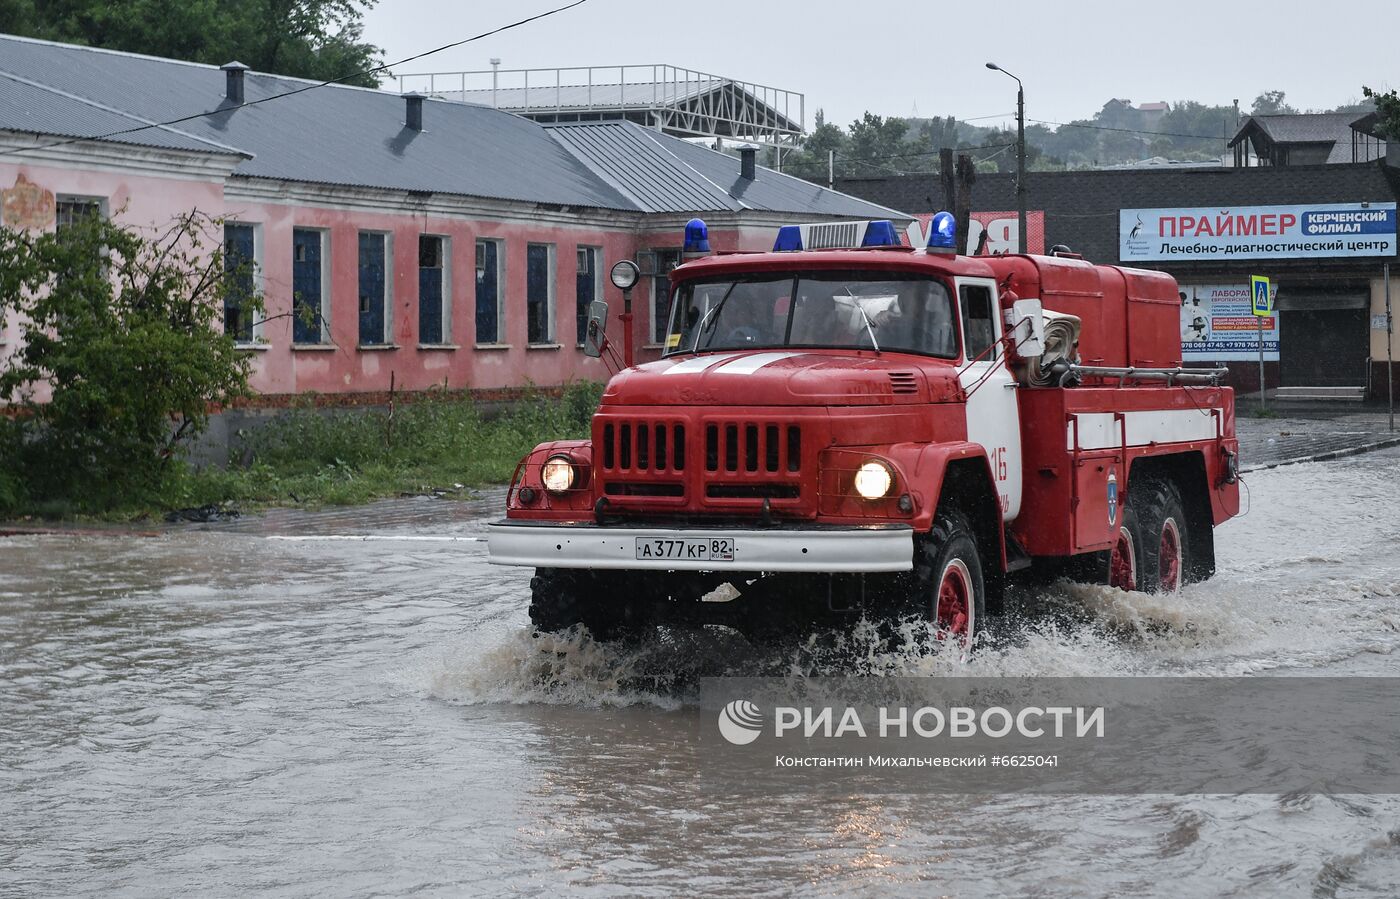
[663,271,958,358]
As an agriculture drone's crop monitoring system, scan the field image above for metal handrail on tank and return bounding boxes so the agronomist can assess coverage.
[1067,364,1230,387]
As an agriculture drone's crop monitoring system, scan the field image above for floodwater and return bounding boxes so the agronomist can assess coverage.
[3,449,1400,897]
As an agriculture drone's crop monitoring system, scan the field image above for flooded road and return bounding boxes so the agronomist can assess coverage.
[3,449,1400,897]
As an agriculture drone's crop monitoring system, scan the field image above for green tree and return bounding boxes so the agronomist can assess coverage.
[1251,90,1298,116]
[0,212,257,513]
[1,0,383,86]
[1363,86,1400,139]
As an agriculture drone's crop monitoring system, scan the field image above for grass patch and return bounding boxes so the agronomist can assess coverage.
[2,382,603,521]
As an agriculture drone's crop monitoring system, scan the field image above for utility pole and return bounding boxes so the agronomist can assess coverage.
[828,149,834,190]
[955,153,976,253]
[1387,262,1394,431]
[987,63,1027,252]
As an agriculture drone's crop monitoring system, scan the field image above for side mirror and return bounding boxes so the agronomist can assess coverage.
[1005,298,1045,358]
[583,300,609,358]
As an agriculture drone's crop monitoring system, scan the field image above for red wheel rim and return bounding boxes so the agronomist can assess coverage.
[1109,526,1137,591]
[1159,518,1182,592]
[935,559,974,644]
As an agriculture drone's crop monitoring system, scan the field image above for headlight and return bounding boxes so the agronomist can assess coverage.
[853,460,894,499]
[541,455,575,493]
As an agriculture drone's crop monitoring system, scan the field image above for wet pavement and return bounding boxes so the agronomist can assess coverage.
[4,442,1400,896]
[1236,411,1400,471]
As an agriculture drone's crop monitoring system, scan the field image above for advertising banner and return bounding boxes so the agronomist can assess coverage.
[1120,202,1397,262]
[1179,283,1278,361]
[914,211,1046,255]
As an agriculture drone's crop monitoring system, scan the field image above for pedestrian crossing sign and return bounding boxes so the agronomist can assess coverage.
[1250,275,1273,316]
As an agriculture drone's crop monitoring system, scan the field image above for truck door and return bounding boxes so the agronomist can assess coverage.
[955,278,1023,521]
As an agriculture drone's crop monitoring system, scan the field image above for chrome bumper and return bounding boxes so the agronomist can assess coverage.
[486,521,914,573]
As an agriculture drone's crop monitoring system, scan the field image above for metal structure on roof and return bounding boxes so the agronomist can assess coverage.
[393,64,804,149]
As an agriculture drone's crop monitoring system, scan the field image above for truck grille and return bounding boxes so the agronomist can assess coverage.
[705,422,802,474]
[596,414,812,514]
[601,421,686,473]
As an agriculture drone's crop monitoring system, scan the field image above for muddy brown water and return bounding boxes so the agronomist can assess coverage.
[3,449,1400,896]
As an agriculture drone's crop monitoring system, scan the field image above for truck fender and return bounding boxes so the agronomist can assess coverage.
[901,441,1008,580]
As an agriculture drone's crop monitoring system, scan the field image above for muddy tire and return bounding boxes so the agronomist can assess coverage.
[1132,477,1189,594]
[1106,504,1147,592]
[529,569,629,639]
[910,510,986,650]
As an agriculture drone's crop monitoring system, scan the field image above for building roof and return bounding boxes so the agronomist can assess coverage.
[0,33,889,220]
[1231,112,1361,146]
[0,69,243,156]
[1227,112,1387,164]
[547,122,905,219]
[836,164,1398,266]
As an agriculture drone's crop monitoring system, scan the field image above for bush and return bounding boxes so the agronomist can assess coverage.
[0,211,257,515]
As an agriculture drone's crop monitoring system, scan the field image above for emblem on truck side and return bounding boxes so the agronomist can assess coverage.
[1107,469,1119,526]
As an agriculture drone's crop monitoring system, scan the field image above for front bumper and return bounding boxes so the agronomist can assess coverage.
[486,521,914,573]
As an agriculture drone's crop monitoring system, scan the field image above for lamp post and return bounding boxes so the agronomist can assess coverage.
[986,62,1027,254]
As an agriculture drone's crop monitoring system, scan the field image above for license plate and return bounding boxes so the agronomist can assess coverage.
[635,536,736,562]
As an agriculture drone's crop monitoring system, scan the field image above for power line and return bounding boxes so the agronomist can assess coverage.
[1027,117,1228,142]
[0,0,590,158]
[777,142,1015,174]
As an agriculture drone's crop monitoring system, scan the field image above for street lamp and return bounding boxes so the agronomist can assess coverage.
[986,62,1027,254]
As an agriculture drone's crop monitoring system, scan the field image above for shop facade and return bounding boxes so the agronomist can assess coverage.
[840,164,1400,398]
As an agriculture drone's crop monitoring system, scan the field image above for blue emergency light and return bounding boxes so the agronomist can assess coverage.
[773,225,803,251]
[927,211,957,252]
[684,218,711,253]
[772,219,901,252]
[860,220,901,247]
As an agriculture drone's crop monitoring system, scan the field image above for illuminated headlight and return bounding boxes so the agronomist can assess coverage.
[541,455,576,494]
[854,460,894,500]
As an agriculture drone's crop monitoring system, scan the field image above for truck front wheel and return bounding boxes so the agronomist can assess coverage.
[529,568,629,639]
[912,510,987,649]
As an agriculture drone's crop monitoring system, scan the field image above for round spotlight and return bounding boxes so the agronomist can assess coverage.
[541,455,576,494]
[854,460,894,500]
[609,260,640,291]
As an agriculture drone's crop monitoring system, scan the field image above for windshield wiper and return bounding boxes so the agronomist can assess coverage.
[693,282,740,351]
[846,287,880,353]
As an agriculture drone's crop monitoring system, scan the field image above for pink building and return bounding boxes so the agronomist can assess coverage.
[0,35,905,403]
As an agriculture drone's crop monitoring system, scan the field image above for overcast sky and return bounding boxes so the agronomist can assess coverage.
[363,0,1396,132]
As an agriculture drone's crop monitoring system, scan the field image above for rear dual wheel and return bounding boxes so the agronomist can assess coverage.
[1106,477,1189,594]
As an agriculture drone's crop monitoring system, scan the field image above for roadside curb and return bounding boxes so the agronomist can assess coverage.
[1242,436,1400,473]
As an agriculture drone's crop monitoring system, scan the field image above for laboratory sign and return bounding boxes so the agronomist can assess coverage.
[1120,203,1396,262]
[1179,283,1278,361]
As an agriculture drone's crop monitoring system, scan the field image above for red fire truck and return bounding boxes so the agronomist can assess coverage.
[487,215,1241,646]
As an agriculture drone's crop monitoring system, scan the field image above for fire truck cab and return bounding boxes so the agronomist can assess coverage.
[487,215,1241,646]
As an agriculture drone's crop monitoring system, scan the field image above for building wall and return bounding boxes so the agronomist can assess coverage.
[223,193,637,395]
[1370,274,1400,362]
[228,190,771,392]
[0,154,236,402]
[3,137,899,407]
